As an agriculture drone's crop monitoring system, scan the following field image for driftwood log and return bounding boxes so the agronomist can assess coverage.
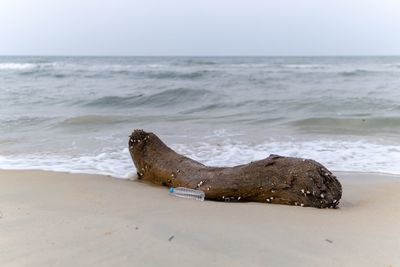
[129,130,342,208]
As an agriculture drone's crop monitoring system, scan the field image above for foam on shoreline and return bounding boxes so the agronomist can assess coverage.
[2,138,400,178]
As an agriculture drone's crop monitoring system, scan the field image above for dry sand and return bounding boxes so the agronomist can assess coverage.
[0,170,399,267]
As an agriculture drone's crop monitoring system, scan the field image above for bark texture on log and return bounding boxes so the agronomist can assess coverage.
[129,129,342,208]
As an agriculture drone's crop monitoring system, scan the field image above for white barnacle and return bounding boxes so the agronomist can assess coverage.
[130,146,133,149]
[320,193,325,199]
[138,140,141,143]
[207,187,210,191]
[270,196,274,200]
[325,172,329,176]
[300,203,304,207]
[238,197,241,200]
[306,190,311,194]
[271,190,275,193]
[295,202,298,206]
[171,173,175,177]
[300,189,305,194]
[333,199,337,203]
[266,199,270,202]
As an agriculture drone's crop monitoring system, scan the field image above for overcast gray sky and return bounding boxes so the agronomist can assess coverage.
[1,0,399,56]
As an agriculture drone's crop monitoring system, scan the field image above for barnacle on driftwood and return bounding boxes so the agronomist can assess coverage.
[129,129,342,208]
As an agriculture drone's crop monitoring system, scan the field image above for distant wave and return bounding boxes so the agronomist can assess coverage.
[1,61,218,80]
[140,70,215,79]
[135,88,214,107]
[180,101,252,114]
[84,88,214,109]
[0,62,61,71]
[339,69,374,77]
[9,61,395,80]
[290,117,400,134]
[283,64,326,70]
[0,116,55,128]
[181,103,231,114]
[90,69,218,80]
[58,115,133,126]
[179,59,217,66]
[84,95,144,107]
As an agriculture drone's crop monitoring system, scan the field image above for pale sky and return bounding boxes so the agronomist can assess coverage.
[1,0,400,56]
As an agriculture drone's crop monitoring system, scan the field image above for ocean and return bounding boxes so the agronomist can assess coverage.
[1,56,400,178]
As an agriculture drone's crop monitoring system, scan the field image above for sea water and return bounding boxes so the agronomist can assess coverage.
[1,56,400,177]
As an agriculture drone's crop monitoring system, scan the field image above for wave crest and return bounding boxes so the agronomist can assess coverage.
[84,88,214,109]
[59,115,132,126]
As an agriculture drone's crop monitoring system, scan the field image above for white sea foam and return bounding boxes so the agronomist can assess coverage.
[0,63,36,70]
[0,148,136,179]
[1,140,400,178]
[172,139,400,175]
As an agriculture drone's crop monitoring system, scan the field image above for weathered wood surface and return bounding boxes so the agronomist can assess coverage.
[129,129,342,208]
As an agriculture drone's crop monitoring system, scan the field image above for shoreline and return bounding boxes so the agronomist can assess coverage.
[1,169,399,266]
[1,167,400,180]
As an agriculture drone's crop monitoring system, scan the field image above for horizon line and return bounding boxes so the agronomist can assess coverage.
[0,54,400,57]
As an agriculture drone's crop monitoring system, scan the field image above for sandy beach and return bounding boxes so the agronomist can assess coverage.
[0,170,399,267]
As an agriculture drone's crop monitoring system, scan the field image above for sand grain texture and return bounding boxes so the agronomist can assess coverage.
[0,170,399,267]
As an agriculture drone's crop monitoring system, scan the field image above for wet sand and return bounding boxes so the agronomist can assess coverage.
[0,170,399,267]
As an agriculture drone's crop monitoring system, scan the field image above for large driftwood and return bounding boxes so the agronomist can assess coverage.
[129,130,342,208]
